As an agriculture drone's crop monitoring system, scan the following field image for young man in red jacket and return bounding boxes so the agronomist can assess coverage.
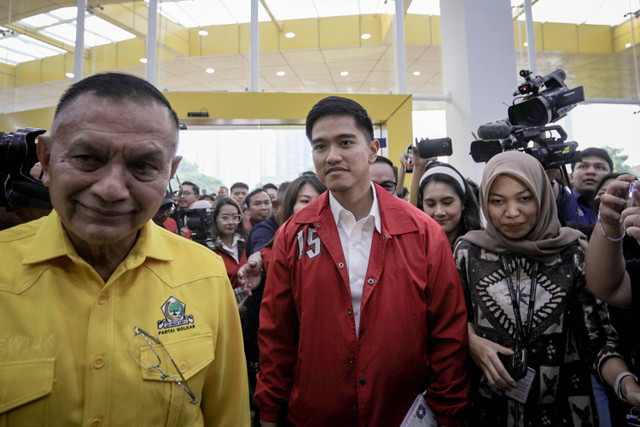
[255,96,468,427]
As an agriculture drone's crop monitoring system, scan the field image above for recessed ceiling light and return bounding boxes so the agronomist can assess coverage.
[140,58,148,63]
[626,42,633,48]
[206,68,214,74]
[413,71,421,76]
[276,71,286,77]
[284,32,295,38]
[361,33,371,40]
[523,42,528,47]
[340,71,349,77]
[198,29,208,36]
[65,72,74,78]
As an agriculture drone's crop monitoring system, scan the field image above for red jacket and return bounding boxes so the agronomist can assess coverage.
[256,185,468,427]
[214,246,247,289]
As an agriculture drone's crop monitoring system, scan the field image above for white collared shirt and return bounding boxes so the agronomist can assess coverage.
[220,233,242,263]
[329,182,381,336]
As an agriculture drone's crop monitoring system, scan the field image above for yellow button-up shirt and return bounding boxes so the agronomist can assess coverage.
[0,211,250,426]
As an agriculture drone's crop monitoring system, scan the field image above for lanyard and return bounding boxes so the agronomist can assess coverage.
[500,255,539,347]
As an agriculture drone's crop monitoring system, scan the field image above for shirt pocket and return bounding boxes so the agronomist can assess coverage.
[134,334,214,427]
[0,358,55,427]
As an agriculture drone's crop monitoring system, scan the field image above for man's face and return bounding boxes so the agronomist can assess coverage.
[38,94,180,250]
[231,187,248,206]
[248,191,272,223]
[217,187,229,197]
[265,188,277,200]
[369,162,397,194]
[178,184,198,208]
[571,155,610,195]
[311,115,378,198]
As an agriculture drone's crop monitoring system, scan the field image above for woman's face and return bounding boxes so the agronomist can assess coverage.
[422,181,463,238]
[215,204,240,237]
[293,183,321,214]
[487,175,538,240]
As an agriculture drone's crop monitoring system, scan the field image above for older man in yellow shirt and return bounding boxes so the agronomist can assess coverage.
[0,73,249,426]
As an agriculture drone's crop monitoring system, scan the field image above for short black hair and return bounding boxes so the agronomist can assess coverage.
[572,147,613,172]
[373,155,398,182]
[55,72,179,129]
[305,96,374,142]
[263,183,278,191]
[245,188,270,207]
[181,181,200,196]
[230,182,249,192]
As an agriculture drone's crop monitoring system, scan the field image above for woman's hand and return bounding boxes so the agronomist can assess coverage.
[467,325,518,394]
[622,376,640,410]
[238,251,264,295]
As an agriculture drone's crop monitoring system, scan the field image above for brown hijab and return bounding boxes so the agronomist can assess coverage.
[460,151,585,262]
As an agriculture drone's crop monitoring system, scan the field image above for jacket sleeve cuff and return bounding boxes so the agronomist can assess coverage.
[259,411,280,423]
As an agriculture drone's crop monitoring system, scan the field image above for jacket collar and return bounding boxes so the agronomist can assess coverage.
[292,182,419,236]
[23,210,174,265]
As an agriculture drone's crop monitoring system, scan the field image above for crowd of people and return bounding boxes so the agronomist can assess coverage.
[2,71,640,427]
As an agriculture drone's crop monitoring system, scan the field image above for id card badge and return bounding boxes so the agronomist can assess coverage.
[505,367,536,404]
[399,393,438,427]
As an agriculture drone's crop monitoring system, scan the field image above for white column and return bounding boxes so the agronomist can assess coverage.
[440,0,518,182]
[394,0,407,94]
[146,0,158,84]
[250,0,259,92]
[524,0,537,75]
[73,0,86,83]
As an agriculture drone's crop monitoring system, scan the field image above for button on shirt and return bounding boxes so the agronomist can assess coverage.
[220,233,242,263]
[329,183,381,335]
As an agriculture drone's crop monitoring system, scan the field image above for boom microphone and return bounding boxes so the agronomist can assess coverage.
[476,119,512,140]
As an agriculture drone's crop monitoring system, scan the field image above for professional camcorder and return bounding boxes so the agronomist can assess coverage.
[182,207,213,244]
[470,69,584,170]
[0,128,51,209]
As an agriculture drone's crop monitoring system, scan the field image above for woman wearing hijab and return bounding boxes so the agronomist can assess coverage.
[454,151,638,426]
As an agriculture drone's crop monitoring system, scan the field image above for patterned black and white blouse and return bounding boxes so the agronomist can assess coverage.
[455,240,620,427]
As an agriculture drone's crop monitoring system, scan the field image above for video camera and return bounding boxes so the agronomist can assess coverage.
[470,69,584,169]
[182,207,213,244]
[0,128,51,209]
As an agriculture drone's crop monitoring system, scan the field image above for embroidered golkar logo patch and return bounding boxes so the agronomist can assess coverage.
[157,296,195,331]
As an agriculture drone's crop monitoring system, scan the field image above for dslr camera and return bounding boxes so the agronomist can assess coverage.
[470,69,584,169]
[182,207,213,244]
[0,128,51,209]
[415,137,453,159]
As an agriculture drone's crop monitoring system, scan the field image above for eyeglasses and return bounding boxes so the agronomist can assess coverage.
[377,180,397,193]
[179,191,195,197]
[128,326,198,405]
[219,214,243,223]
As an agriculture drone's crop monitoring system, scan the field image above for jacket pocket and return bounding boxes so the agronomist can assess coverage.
[134,334,215,427]
[0,358,54,427]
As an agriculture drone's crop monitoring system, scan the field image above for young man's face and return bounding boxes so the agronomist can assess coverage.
[571,155,610,195]
[248,191,272,223]
[230,187,248,206]
[311,115,378,198]
[178,184,198,208]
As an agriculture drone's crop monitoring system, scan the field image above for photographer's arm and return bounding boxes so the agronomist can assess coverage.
[586,176,635,308]
[600,356,640,409]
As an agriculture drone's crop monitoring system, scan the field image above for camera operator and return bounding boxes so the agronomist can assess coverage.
[555,147,613,236]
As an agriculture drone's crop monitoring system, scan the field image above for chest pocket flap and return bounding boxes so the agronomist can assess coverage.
[0,358,55,413]
[138,334,214,381]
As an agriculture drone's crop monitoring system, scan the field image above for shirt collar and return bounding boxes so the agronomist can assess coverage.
[328,182,381,233]
[23,211,174,265]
